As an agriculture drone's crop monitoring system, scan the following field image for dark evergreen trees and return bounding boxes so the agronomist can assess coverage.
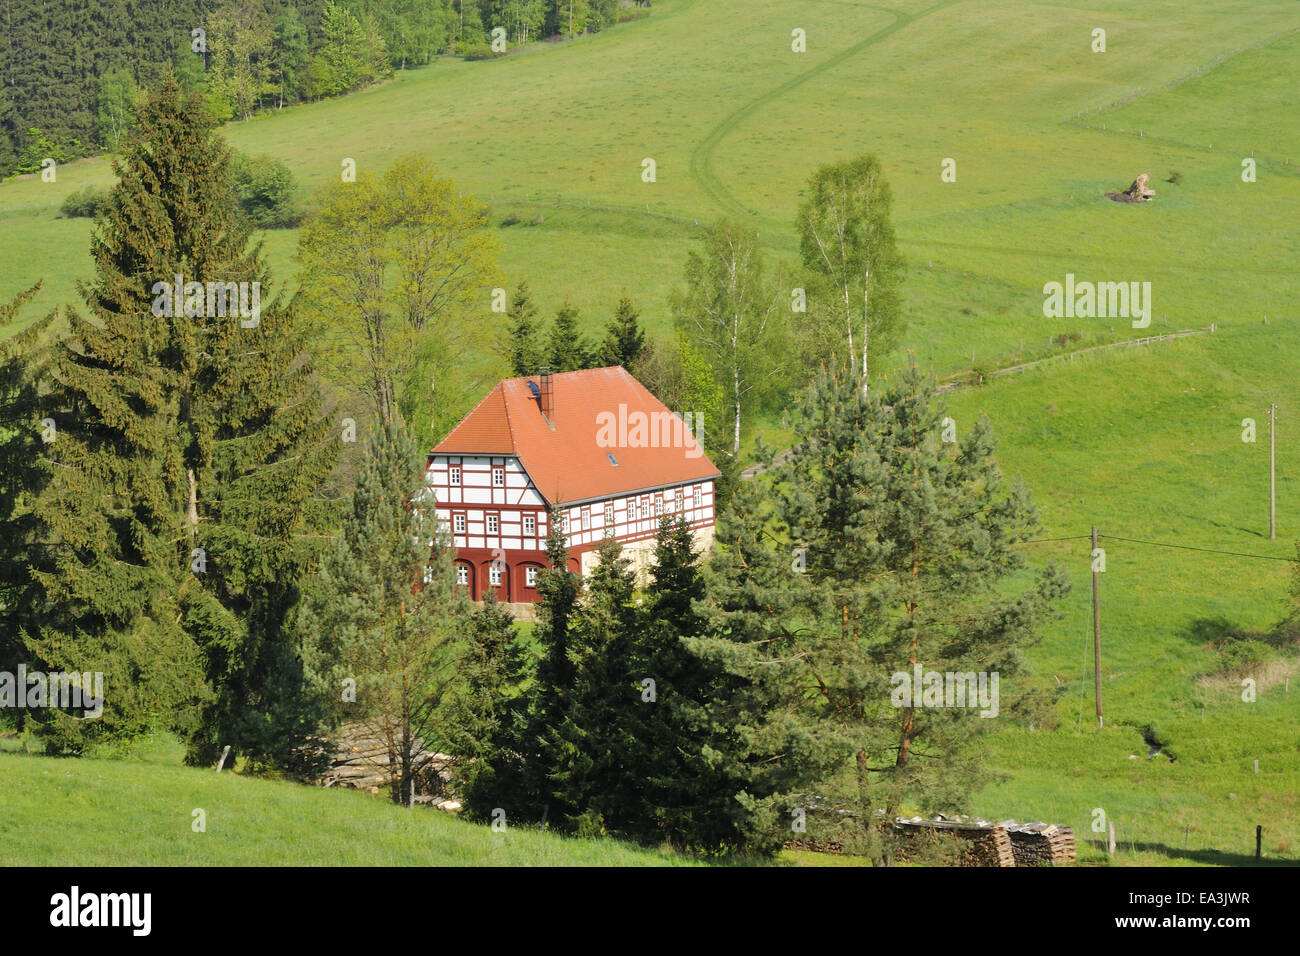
[25,78,336,761]
[545,301,592,372]
[598,296,645,369]
[445,591,524,808]
[503,280,543,376]
[694,361,1068,859]
[0,285,55,690]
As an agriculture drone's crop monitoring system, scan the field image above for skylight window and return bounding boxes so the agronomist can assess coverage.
[607,453,619,466]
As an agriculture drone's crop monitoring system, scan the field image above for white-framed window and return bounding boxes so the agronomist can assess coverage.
[604,503,614,526]
[561,512,569,533]
[581,507,590,531]
[453,513,466,534]
[693,486,702,509]
[449,466,461,486]
[489,564,502,586]
[486,513,499,535]
[675,489,684,512]
[492,466,505,487]
[456,565,469,586]
[526,566,538,587]
[523,514,536,536]
[655,495,663,516]
[423,566,434,584]
[630,498,638,520]
[641,496,650,519]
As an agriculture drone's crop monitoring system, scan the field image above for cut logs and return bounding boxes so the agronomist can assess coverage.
[783,814,1077,866]
[320,722,460,811]
[1002,820,1078,866]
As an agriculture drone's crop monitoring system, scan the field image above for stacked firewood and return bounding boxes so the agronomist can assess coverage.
[1002,820,1077,866]
[322,723,459,810]
[893,816,1017,867]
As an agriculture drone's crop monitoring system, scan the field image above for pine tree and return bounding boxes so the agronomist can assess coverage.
[503,280,542,376]
[25,78,337,760]
[598,296,645,369]
[705,360,1068,859]
[300,412,466,804]
[545,301,592,372]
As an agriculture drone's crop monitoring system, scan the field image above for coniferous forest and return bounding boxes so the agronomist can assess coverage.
[0,0,648,176]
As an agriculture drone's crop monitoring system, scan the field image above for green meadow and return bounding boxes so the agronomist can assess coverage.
[2,0,1298,865]
[0,737,698,866]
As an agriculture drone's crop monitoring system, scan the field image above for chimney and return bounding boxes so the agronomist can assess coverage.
[539,366,553,420]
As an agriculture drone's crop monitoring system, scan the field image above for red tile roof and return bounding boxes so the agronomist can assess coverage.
[431,366,720,505]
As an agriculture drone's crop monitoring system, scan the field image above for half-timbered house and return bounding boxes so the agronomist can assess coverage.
[424,366,720,604]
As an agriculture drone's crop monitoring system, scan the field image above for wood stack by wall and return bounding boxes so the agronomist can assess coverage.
[893,817,1017,867]
[1002,821,1077,866]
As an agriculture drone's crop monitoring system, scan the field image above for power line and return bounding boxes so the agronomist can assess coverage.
[1015,532,1292,562]
[1100,534,1293,563]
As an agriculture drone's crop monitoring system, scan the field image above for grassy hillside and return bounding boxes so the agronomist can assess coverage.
[0,737,698,866]
[1,0,1297,865]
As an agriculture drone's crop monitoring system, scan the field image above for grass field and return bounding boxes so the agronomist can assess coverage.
[0,736,702,866]
[1,0,1298,865]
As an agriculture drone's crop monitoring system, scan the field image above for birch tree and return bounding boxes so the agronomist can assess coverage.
[672,220,783,457]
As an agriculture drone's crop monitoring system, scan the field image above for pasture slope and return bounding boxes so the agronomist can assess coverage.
[1,1,1297,865]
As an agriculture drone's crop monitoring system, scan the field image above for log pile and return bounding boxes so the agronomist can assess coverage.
[322,723,460,811]
[786,812,1077,866]
[1002,820,1077,866]
[893,816,1017,867]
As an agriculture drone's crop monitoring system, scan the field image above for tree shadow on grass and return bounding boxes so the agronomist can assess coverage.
[1087,838,1296,867]
[1180,616,1272,647]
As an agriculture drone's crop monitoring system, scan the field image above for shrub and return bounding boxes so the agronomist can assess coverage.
[60,186,107,218]
[1215,638,1272,676]
[231,152,299,228]
[461,43,499,61]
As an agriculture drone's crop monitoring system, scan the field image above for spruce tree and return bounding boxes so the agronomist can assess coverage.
[598,296,645,369]
[26,78,336,760]
[446,590,524,810]
[508,505,580,822]
[686,478,839,853]
[546,301,592,372]
[628,516,752,849]
[0,285,54,689]
[503,280,542,376]
[550,534,640,832]
[300,412,465,804]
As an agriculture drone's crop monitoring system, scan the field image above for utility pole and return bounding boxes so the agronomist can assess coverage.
[1270,404,1277,539]
[1092,525,1103,729]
